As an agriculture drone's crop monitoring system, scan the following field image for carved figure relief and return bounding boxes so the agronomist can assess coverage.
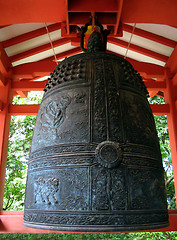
[40,96,71,130]
[92,166,126,211]
[34,177,59,205]
[33,168,89,211]
[92,167,109,210]
[111,168,126,210]
[58,168,89,210]
[121,93,158,146]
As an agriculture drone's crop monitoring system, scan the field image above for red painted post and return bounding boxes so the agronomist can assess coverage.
[0,80,12,210]
[164,69,177,207]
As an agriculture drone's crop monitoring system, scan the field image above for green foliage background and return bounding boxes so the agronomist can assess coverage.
[3,92,42,210]
[0,232,177,240]
[148,96,176,209]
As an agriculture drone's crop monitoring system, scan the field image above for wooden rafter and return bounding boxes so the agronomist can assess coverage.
[9,38,71,63]
[108,37,169,62]
[2,23,61,48]
[0,43,12,75]
[122,23,177,48]
[166,45,177,75]
[51,47,82,61]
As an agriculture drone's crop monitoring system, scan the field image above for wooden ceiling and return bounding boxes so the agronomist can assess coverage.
[0,0,177,98]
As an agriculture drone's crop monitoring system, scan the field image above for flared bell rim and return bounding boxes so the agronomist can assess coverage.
[23,221,169,232]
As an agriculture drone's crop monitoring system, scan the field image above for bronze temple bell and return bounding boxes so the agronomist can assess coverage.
[24,21,169,231]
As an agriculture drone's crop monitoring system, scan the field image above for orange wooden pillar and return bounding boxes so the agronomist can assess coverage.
[164,46,177,205]
[0,80,12,210]
[164,73,177,203]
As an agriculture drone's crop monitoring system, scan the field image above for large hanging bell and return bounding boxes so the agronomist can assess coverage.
[23,21,169,232]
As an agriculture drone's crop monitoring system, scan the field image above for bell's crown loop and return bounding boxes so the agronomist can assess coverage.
[77,16,111,52]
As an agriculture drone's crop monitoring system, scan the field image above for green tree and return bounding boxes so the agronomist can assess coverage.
[149,96,176,209]
[3,91,43,210]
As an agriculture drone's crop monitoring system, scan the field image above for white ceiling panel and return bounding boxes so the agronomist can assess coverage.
[0,23,53,41]
[5,29,61,57]
[126,50,166,66]
[127,23,177,41]
[12,43,76,67]
[107,42,127,56]
[127,33,173,56]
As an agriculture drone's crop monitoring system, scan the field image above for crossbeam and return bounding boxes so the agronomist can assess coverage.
[144,80,166,91]
[166,45,177,76]
[108,38,168,62]
[122,23,177,48]
[12,80,47,91]
[9,104,170,116]
[0,43,12,75]
[10,38,71,63]
[2,23,61,48]
[9,104,40,115]
[0,71,6,86]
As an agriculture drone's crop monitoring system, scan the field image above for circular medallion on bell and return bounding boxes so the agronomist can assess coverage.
[95,141,122,168]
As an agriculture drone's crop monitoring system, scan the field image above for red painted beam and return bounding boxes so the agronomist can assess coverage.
[51,47,82,61]
[144,79,166,98]
[0,0,67,25]
[164,70,177,201]
[0,43,12,75]
[12,80,47,91]
[10,38,71,63]
[0,81,12,209]
[68,0,119,12]
[9,104,39,115]
[0,210,177,233]
[166,45,177,76]
[108,37,168,62]
[12,58,56,80]
[122,23,177,48]
[16,91,28,98]
[0,100,3,112]
[121,0,177,27]
[144,80,166,91]
[71,37,80,47]
[8,103,169,115]
[0,72,6,87]
[2,23,61,48]
[0,0,177,27]
[11,48,81,80]
[150,104,170,115]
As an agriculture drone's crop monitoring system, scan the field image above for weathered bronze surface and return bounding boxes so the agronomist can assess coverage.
[24,29,169,231]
